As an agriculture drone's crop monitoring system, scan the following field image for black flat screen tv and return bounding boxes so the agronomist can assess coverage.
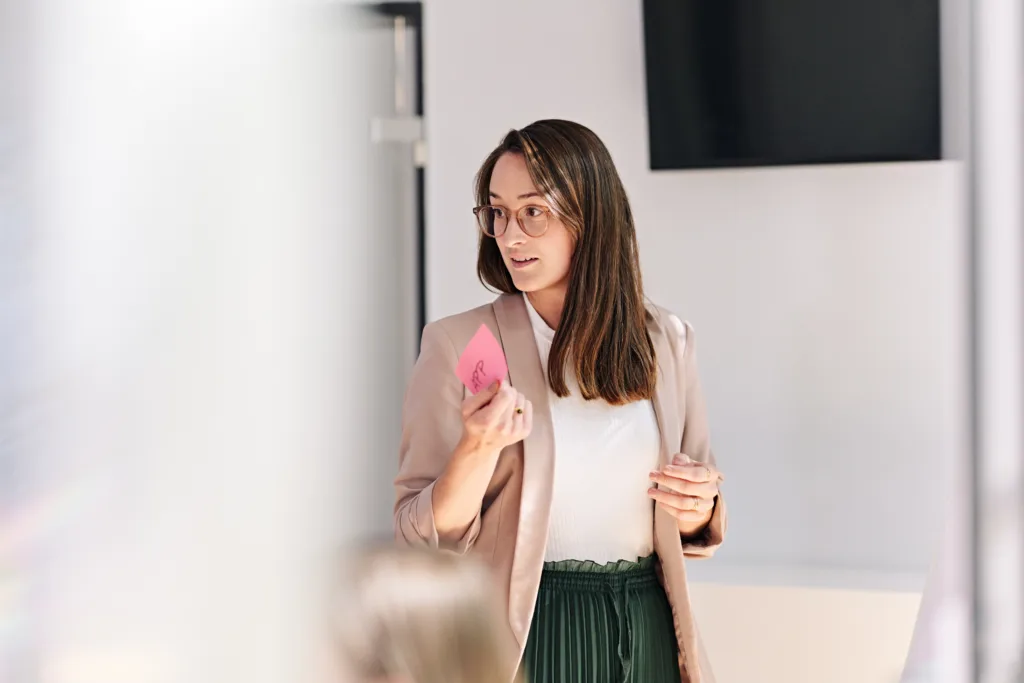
[642,0,942,170]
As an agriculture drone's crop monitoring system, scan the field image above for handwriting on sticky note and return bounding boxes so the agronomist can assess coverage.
[456,324,509,394]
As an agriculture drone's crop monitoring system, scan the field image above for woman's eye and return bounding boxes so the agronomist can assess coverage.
[493,207,507,218]
[524,206,545,218]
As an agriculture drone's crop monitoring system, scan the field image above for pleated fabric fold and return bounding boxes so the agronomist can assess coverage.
[521,555,681,683]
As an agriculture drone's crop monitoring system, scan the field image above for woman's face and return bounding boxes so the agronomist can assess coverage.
[488,152,574,299]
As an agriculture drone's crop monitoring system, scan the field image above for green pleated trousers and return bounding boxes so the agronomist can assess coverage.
[520,555,682,683]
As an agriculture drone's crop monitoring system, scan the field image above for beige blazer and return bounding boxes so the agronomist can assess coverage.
[394,293,727,683]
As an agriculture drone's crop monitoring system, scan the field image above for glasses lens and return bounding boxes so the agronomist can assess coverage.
[519,206,549,237]
[476,207,506,237]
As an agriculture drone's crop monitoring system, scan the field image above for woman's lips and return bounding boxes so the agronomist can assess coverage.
[510,256,538,269]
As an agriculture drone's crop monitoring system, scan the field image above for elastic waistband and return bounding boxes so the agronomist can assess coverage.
[539,554,660,589]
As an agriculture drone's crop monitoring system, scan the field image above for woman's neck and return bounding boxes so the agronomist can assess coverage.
[525,287,566,330]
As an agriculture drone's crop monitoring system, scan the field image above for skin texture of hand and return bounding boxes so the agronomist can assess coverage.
[647,453,723,539]
[461,379,533,453]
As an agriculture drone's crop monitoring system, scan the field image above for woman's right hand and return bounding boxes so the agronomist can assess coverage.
[460,380,533,453]
[429,380,531,545]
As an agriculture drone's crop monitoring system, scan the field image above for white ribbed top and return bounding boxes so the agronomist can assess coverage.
[523,294,662,564]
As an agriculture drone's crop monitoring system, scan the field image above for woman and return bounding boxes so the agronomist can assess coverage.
[394,119,726,683]
[333,544,519,683]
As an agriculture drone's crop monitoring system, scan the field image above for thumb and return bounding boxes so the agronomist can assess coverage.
[672,453,692,465]
[464,378,503,414]
[481,378,502,398]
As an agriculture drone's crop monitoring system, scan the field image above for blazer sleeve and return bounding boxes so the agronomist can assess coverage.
[393,321,482,553]
[666,313,727,558]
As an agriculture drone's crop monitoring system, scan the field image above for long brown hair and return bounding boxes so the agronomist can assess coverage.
[475,119,657,405]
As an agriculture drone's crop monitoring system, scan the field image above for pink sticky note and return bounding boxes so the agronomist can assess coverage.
[456,324,509,394]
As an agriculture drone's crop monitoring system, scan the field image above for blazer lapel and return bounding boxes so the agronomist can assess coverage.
[648,307,685,553]
[647,306,702,682]
[492,293,555,649]
[648,307,680,469]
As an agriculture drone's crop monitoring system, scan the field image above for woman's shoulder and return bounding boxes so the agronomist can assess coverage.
[644,299,690,357]
[422,298,504,351]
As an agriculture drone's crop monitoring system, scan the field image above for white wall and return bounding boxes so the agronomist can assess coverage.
[425,0,964,586]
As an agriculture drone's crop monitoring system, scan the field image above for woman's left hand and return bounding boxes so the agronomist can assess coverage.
[647,454,722,534]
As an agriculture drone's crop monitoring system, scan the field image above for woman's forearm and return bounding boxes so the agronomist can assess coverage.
[431,436,502,545]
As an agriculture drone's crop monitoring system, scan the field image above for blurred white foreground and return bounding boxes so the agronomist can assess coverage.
[3,2,381,682]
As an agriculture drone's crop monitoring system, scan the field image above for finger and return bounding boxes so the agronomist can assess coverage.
[478,385,517,426]
[522,399,534,437]
[513,391,526,416]
[510,392,526,436]
[462,379,503,417]
[655,501,708,524]
[648,472,718,498]
[660,463,712,483]
[647,487,716,513]
[499,389,525,430]
[647,487,715,513]
[672,453,725,482]
[662,462,721,484]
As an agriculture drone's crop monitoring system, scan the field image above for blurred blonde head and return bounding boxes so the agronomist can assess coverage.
[333,545,517,683]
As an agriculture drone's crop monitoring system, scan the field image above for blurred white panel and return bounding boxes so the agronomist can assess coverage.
[14,2,389,683]
[972,0,1024,679]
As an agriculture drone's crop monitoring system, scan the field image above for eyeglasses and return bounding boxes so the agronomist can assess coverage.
[472,204,554,238]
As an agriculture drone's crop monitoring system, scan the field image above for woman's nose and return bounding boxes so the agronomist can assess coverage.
[500,215,528,245]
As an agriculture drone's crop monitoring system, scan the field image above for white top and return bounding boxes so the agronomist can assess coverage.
[523,294,663,564]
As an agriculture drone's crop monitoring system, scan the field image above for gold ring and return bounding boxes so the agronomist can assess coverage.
[691,496,701,511]
[703,465,713,480]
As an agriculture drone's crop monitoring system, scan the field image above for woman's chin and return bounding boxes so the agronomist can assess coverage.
[508,273,539,292]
